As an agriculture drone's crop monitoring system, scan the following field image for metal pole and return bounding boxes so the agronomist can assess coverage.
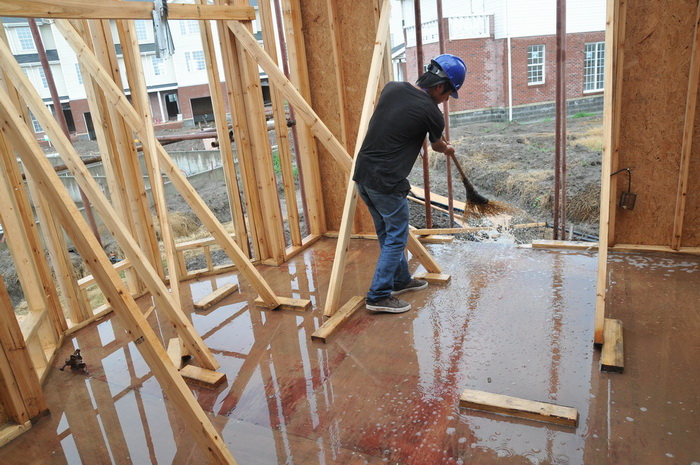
[414,0,433,228]
[554,0,567,239]
[29,19,103,247]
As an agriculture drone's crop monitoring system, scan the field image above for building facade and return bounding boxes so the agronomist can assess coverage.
[2,2,266,140]
[399,0,606,122]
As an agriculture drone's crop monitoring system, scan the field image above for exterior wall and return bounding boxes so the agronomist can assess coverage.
[404,29,604,120]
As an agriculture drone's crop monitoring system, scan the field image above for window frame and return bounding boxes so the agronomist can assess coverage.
[527,44,545,86]
[16,27,36,52]
[185,50,206,72]
[152,55,164,76]
[584,41,605,93]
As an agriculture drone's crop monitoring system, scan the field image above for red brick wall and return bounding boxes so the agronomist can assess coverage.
[404,30,604,112]
[69,98,91,137]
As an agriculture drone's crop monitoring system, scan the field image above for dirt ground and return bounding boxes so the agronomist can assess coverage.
[0,113,603,306]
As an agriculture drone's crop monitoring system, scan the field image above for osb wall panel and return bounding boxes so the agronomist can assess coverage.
[613,0,698,246]
[683,80,700,246]
[301,0,378,233]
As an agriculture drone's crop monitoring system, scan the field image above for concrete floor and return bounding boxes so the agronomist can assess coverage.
[0,238,698,464]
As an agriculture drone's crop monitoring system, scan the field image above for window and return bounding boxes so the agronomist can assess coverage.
[584,42,605,92]
[38,68,48,88]
[152,56,164,76]
[134,20,148,42]
[17,27,35,51]
[30,111,42,133]
[527,45,545,85]
[74,63,83,84]
[185,50,206,72]
[179,20,199,35]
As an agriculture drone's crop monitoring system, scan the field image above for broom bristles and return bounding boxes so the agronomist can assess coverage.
[462,199,517,217]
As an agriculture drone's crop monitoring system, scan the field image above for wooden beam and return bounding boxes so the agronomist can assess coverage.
[51,19,283,308]
[167,338,186,371]
[194,283,240,311]
[413,272,451,284]
[258,0,303,247]
[179,365,227,389]
[459,389,579,427]
[0,421,31,448]
[279,0,326,235]
[227,19,351,174]
[417,235,454,244]
[0,84,237,465]
[600,318,624,373]
[322,0,391,317]
[0,1,255,20]
[311,295,364,343]
[195,0,250,256]
[672,1,700,250]
[0,48,219,369]
[531,240,598,250]
[253,295,312,312]
[0,265,48,421]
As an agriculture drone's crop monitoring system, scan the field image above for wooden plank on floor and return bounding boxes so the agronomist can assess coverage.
[180,365,227,389]
[312,296,365,343]
[0,421,31,448]
[254,296,312,312]
[417,235,454,244]
[193,283,239,311]
[413,272,451,284]
[601,318,624,373]
[532,240,598,250]
[459,389,579,427]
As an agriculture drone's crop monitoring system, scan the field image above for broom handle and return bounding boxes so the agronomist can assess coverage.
[447,151,477,193]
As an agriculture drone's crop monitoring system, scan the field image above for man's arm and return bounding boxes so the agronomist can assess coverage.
[430,136,455,157]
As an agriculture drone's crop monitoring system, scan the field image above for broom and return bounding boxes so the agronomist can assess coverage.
[447,151,515,216]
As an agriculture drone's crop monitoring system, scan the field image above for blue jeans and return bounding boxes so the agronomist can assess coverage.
[356,183,412,301]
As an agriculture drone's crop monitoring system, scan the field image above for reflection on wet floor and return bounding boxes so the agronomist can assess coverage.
[1,238,699,464]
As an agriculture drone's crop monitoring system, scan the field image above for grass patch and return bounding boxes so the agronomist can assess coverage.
[577,125,604,152]
[571,112,596,118]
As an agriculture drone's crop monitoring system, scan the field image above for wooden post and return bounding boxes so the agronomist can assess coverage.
[50,19,284,308]
[279,0,327,235]
[0,39,220,369]
[194,0,250,256]
[258,0,303,248]
[672,1,700,250]
[116,19,182,307]
[0,89,237,464]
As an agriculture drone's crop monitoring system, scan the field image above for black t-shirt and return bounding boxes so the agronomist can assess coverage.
[352,81,445,193]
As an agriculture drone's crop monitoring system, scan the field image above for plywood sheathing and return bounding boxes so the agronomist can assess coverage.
[300,0,379,234]
[613,0,700,247]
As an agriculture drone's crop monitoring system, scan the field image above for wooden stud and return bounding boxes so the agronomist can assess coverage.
[257,0,303,248]
[278,0,327,235]
[194,283,240,311]
[595,0,622,345]
[253,295,312,312]
[0,421,31,448]
[36,20,279,308]
[413,273,451,284]
[460,389,579,427]
[179,365,227,389]
[321,0,391,317]
[531,240,598,250]
[0,86,237,465]
[325,0,350,149]
[116,19,182,306]
[311,295,364,343]
[417,235,454,244]
[672,1,700,250]
[167,338,186,370]
[600,318,624,373]
[0,58,220,370]
[0,1,255,21]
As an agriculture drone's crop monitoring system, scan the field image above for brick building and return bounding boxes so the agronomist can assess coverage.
[398,0,606,122]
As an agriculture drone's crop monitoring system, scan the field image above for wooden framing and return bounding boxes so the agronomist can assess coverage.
[459,389,579,427]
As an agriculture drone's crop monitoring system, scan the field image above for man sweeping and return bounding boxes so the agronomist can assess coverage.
[353,53,467,313]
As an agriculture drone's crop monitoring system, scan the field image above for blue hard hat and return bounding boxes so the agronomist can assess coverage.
[429,54,467,98]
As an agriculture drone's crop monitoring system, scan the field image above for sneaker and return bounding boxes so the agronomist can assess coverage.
[391,278,428,296]
[366,296,411,313]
